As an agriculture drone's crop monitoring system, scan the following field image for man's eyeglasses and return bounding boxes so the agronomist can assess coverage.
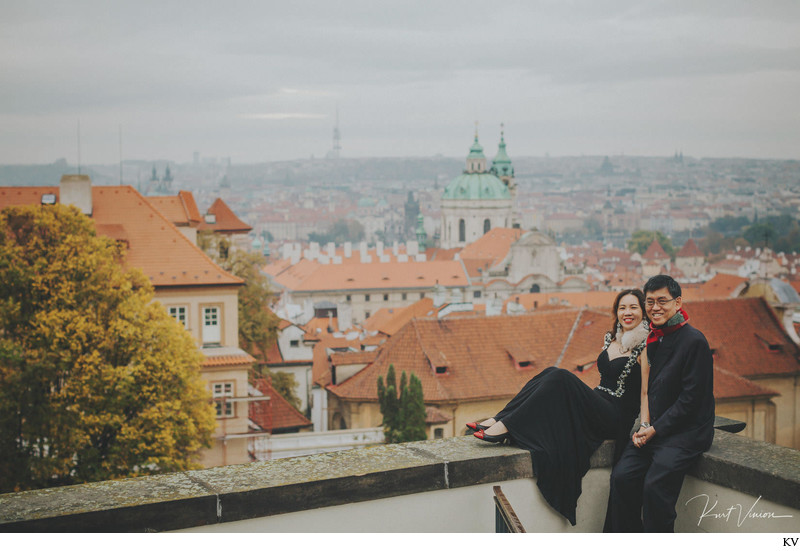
[645,297,678,308]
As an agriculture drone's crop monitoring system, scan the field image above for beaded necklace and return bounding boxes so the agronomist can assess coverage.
[598,329,647,398]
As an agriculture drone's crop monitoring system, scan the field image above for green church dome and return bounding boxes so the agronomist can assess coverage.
[442,172,510,200]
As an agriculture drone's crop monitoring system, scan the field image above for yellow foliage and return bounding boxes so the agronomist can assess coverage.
[0,204,215,492]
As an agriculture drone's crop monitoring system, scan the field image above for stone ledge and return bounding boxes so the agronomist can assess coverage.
[690,430,800,510]
[0,428,797,532]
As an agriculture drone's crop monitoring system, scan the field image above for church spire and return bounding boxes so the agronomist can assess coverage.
[466,121,486,173]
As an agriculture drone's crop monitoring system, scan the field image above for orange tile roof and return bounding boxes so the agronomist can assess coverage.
[458,228,524,275]
[147,190,202,227]
[328,296,798,405]
[684,297,800,378]
[506,290,620,311]
[683,273,747,301]
[677,238,703,258]
[249,372,312,432]
[425,247,461,261]
[713,366,778,399]
[304,316,338,334]
[267,259,469,292]
[362,298,439,336]
[559,309,615,370]
[197,198,252,233]
[201,347,256,368]
[0,185,243,288]
[642,240,669,261]
[330,350,379,366]
[328,309,588,403]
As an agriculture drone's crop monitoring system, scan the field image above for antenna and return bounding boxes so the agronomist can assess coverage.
[77,119,82,175]
[332,105,341,159]
[119,124,123,186]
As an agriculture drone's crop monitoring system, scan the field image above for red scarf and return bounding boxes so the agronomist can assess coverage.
[646,308,690,346]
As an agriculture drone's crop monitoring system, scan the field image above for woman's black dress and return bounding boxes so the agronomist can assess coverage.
[493,351,641,526]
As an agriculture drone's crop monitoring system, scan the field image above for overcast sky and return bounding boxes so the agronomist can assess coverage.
[1,0,799,165]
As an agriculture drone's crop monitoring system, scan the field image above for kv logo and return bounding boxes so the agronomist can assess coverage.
[784,538,799,546]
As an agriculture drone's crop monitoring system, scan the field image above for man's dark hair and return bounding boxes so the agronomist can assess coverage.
[643,275,681,298]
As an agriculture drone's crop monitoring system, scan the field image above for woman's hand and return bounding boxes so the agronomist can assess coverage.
[632,425,656,448]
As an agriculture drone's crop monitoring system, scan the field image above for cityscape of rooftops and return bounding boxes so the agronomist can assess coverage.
[1,0,800,536]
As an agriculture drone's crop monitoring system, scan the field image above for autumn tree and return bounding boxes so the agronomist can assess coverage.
[0,205,215,492]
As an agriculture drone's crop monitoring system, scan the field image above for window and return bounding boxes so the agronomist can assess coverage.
[168,306,187,328]
[383,294,389,301]
[459,219,466,242]
[212,382,234,417]
[346,295,351,302]
[473,291,481,299]
[420,293,425,299]
[365,311,370,319]
[290,340,300,348]
[402,293,407,300]
[365,294,370,302]
[434,428,444,439]
[483,219,490,234]
[202,306,221,346]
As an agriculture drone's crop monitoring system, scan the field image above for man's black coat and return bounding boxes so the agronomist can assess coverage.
[647,323,715,451]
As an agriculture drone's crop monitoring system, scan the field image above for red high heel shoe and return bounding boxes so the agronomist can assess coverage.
[473,429,510,444]
[466,421,490,431]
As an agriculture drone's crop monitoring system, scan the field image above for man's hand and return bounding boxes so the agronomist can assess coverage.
[632,426,656,448]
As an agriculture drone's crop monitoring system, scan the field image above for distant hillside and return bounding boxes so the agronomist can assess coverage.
[0,159,101,187]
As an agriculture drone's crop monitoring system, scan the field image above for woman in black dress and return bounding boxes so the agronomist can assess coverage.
[470,289,650,526]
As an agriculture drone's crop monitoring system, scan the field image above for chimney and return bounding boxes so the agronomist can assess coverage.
[60,174,92,215]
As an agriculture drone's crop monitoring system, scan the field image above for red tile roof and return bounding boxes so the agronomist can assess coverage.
[677,238,703,258]
[197,198,252,234]
[249,372,312,432]
[506,291,620,311]
[328,297,799,405]
[713,367,778,400]
[362,298,439,336]
[683,273,747,301]
[458,227,524,274]
[642,240,669,261]
[685,297,800,378]
[0,185,243,288]
[201,352,256,368]
[328,309,594,403]
[147,191,203,227]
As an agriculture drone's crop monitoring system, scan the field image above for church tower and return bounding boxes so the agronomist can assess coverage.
[440,125,513,249]
[490,124,517,228]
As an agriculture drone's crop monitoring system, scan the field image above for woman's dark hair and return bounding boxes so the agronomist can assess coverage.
[609,289,647,338]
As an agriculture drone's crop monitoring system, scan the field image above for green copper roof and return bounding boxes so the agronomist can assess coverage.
[491,131,514,177]
[442,172,510,200]
[466,135,485,160]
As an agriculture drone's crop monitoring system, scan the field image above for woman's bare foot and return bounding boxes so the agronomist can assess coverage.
[484,420,507,436]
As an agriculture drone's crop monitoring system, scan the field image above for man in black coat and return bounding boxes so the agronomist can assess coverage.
[604,275,715,532]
